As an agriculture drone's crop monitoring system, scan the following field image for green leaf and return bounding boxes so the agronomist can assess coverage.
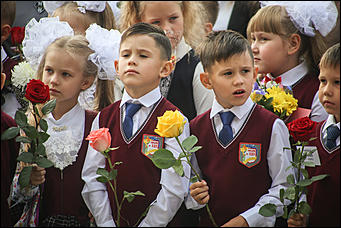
[284,186,296,201]
[182,135,198,151]
[22,125,38,139]
[36,143,46,156]
[297,179,313,187]
[303,161,315,167]
[1,127,20,140]
[15,110,28,128]
[300,169,309,179]
[17,152,34,163]
[298,201,312,215]
[39,119,48,132]
[190,176,199,183]
[96,176,108,183]
[150,149,176,169]
[189,146,202,153]
[311,174,328,182]
[259,203,276,217]
[279,188,284,203]
[96,168,109,178]
[123,190,145,203]
[172,159,184,177]
[282,205,288,219]
[178,152,186,159]
[42,99,56,115]
[19,166,33,188]
[38,132,50,144]
[287,174,295,185]
[15,136,32,143]
[36,156,54,168]
[108,169,118,181]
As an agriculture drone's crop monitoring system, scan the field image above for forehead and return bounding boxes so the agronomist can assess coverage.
[120,34,158,51]
[142,1,182,17]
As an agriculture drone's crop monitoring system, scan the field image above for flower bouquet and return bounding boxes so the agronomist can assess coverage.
[150,110,218,227]
[86,128,146,227]
[258,117,328,219]
[10,26,25,62]
[1,79,56,188]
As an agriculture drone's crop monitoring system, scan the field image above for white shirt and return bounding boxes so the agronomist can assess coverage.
[278,60,328,122]
[212,1,235,31]
[188,97,294,226]
[175,38,215,115]
[81,87,192,227]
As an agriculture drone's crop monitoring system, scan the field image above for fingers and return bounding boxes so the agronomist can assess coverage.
[30,166,46,186]
[287,213,306,227]
[190,180,210,205]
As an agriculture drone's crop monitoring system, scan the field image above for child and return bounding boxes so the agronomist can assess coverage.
[9,18,117,226]
[119,1,215,122]
[200,1,219,35]
[81,22,192,227]
[247,1,338,123]
[188,30,294,227]
[43,1,124,112]
[287,43,340,227]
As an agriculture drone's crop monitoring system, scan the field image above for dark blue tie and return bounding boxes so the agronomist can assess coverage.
[219,111,235,146]
[326,125,340,150]
[123,103,142,139]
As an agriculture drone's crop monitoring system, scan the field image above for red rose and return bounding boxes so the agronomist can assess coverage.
[287,117,317,142]
[25,79,50,104]
[10,26,25,45]
[86,128,112,152]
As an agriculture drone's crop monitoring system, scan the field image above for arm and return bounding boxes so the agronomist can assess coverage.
[81,114,116,227]
[238,119,294,227]
[192,62,215,115]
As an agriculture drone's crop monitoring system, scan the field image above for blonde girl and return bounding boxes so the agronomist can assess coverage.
[119,1,215,123]
[247,1,338,122]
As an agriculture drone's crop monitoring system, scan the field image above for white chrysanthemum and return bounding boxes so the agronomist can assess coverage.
[11,61,36,91]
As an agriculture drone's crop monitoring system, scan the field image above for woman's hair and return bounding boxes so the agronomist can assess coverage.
[119,1,207,49]
[52,2,117,111]
[246,5,328,76]
[319,42,340,70]
[1,1,16,26]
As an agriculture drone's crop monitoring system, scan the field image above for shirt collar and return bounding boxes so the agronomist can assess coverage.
[175,37,191,61]
[323,114,340,132]
[279,60,309,87]
[47,102,83,124]
[1,46,8,62]
[210,97,254,120]
[120,87,161,109]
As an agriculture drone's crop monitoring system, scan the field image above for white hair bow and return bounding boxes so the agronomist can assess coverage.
[43,1,107,15]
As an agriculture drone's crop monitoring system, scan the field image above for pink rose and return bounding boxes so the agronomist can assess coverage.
[86,128,111,152]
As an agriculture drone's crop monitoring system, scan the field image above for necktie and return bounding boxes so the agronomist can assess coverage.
[123,103,142,139]
[326,125,340,150]
[218,111,235,146]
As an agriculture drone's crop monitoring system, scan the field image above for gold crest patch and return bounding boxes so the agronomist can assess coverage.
[141,134,164,158]
[239,142,261,168]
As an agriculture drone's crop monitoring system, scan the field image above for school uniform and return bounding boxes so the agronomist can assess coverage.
[160,37,214,121]
[1,111,20,227]
[10,104,97,226]
[81,87,191,227]
[266,60,328,122]
[303,115,340,226]
[188,97,293,227]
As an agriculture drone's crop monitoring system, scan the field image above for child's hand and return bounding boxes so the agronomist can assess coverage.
[30,166,46,186]
[287,213,307,227]
[189,180,210,205]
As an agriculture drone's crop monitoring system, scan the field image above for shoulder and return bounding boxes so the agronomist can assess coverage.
[1,110,17,130]
[190,109,211,125]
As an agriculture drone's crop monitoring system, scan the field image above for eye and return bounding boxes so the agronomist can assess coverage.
[335,79,340,85]
[140,54,148,58]
[319,78,326,84]
[122,53,130,57]
[62,72,71,77]
[169,16,178,21]
[45,68,53,74]
[151,20,160,25]
[242,69,250,74]
[223,71,232,76]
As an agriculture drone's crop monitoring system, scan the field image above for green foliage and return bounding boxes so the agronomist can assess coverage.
[150,149,176,169]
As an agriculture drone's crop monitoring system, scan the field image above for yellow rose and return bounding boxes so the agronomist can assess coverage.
[155,110,186,138]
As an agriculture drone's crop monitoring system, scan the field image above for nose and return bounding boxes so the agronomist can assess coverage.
[323,83,333,97]
[251,40,258,54]
[50,72,59,85]
[233,72,244,86]
[128,55,136,66]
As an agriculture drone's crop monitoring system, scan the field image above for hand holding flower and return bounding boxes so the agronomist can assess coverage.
[189,180,210,205]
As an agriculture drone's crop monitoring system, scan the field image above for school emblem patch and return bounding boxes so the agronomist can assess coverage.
[239,143,261,168]
[141,134,164,158]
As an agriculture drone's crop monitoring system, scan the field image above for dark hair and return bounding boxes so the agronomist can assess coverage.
[320,43,340,70]
[1,1,16,26]
[201,1,219,26]
[120,22,172,60]
[196,30,254,72]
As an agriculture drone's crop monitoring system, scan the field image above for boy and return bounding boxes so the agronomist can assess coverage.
[288,43,340,227]
[188,30,294,226]
[81,22,191,227]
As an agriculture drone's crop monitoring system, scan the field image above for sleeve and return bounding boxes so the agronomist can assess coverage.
[310,91,328,122]
[138,116,192,226]
[240,118,294,227]
[81,114,116,227]
[192,62,215,115]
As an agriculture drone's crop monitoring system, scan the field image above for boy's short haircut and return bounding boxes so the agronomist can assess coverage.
[201,1,219,26]
[196,29,254,72]
[319,43,340,70]
[1,1,16,26]
[120,22,172,61]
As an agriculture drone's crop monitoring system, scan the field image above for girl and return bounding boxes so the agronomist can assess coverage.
[43,1,124,112]
[10,18,117,226]
[247,1,338,122]
[119,1,215,122]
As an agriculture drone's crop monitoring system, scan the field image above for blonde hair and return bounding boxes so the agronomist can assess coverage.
[246,5,328,75]
[119,1,207,49]
[52,2,118,111]
[319,42,340,70]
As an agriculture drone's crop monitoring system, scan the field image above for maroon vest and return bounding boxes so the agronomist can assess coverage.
[40,110,97,225]
[190,104,277,226]
[2,57,18,81]
[306,121,340,226]
[292,73,320,109]
[99,98,178,226]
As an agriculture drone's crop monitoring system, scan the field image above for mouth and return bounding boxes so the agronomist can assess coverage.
[125,69,139,74]
[254,57,261,62]
[49,88,60,94]
[323,100,334,106]
[233,89,246,96]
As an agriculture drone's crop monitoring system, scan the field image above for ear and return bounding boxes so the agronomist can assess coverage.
[200,72,213,90]
[1,24,11,43]
[160,60,173,78]
[204,22,213,35]
[80,76,95,91]
[1,72,6,90]
[287,34,301,56]
[252,66,258,83]
[114,60,119,73]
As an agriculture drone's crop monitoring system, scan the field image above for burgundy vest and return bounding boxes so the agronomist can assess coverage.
[2,56,18,81]
[1,111,20,226]
[99,98,178,226]
[292,73,320,109]
[40,110,97,225]
[190,104,277,226]
[306,121,340,226]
